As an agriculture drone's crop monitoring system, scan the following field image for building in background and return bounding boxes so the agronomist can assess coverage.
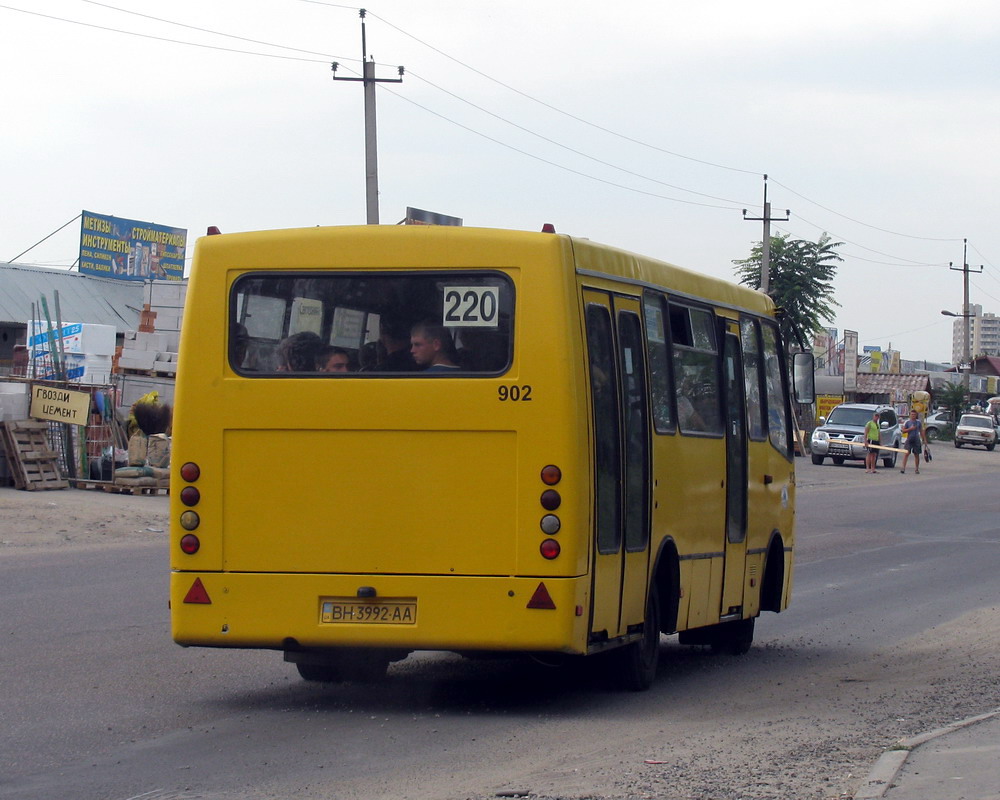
[951,304,1000,364]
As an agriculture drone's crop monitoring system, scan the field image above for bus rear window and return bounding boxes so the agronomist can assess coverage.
[229,272,513,376]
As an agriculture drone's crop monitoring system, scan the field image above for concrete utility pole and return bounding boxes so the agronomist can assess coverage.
[332,9,403,225]
[945,238,984,392]
[743,174,790,295]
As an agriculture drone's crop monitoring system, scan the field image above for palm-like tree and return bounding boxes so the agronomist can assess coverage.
[733,233,842,349]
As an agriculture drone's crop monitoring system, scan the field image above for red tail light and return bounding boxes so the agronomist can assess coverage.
[539,539,561,560]
[541,465,561,485]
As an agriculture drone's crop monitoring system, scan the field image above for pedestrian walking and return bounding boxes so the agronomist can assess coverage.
[900,409,926,474]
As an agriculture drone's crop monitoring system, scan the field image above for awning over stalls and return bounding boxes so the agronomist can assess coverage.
[855,373,930,401]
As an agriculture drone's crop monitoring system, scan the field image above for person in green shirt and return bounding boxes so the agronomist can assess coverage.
[864,411,881,474]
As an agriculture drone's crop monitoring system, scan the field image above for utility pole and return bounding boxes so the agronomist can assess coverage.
[948,238,983,392]
[743,174,790,295]
[331,9,403,225]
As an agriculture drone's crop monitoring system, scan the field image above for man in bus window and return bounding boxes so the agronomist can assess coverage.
[410,321,460,373]
[319,346,351,373]
[375,317,418,372]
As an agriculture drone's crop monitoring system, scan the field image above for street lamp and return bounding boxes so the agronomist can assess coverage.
[941,309,974,391]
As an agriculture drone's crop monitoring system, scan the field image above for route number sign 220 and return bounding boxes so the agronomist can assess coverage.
[443,286,499,327]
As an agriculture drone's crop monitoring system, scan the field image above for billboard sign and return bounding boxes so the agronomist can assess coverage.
[404,207,463,226]
[79,210,187,281]
[843,330,858,392]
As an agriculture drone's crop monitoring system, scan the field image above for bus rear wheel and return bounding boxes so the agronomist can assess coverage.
[291,650,392,683]
[616,585,661,692]
[709,618,755,656]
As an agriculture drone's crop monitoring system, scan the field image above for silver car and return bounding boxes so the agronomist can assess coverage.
[811,403,902,468]
[923,410,954,440]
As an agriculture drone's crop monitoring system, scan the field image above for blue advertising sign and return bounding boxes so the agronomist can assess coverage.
[79,210,187,281]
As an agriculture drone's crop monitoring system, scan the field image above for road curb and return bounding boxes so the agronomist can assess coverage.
[852,708,1000,799]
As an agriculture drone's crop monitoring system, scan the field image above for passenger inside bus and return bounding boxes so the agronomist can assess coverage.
[410,320,460,373]
[318,346,351,373]
[374,317,418,372]
[277,331,323,372]
[231,322,250,370]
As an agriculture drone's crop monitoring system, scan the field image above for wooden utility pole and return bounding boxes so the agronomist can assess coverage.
[332,10,403,224]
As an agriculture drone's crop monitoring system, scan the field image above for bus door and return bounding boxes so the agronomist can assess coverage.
[584,290,652,641]
[721,323,748,616]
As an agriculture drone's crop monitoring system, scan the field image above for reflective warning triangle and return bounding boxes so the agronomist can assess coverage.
[526,582,556,610]
[183,577,211,604]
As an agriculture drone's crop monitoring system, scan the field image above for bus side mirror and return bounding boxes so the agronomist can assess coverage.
[792,352,815,405]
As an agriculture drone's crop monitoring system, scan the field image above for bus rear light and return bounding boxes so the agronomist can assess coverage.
[540,514,561,534]
[539,538,560,559]
[180,486,201,507]
[527,582,556,609]
[180,511,200,531]
[540,490,561,510]
[180,462,200,482]
[541,465,561,485]
[180,534,201,554]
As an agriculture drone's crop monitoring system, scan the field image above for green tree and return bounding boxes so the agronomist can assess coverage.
[935,381,967,420]
[733,233,842,349]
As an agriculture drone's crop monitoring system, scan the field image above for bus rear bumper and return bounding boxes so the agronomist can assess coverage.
[171,572,591,655]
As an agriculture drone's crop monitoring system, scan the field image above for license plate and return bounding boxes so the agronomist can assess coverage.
[320,598,417,625]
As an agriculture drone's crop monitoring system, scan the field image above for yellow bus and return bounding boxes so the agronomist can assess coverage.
[170,224,813,690]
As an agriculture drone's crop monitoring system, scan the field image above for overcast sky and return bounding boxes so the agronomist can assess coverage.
[2,0,998,362]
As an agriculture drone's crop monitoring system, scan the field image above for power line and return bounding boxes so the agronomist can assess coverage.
[7,0,997,272]
[407,70,755,207]
[375,82,742,211]
[0,3,331,62]
[74,0,358,62]
[768,177,963,243]
[360,8,987,258]
[363,8,761,177]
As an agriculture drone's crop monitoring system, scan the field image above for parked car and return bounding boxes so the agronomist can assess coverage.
[954,414,997,450]
[923,410,953,440]
[810,403,902,468]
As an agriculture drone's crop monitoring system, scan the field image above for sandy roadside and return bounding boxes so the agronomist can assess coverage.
[0,485,169,550]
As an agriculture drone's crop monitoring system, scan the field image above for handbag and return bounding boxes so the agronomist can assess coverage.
[925,444,932,462]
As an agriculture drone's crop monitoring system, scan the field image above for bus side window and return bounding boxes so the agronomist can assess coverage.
[670,304,723,436]
[740,317,767,441]
[643,292,674,433]
[760,322,791,456]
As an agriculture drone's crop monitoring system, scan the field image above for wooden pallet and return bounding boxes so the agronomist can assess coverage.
[68,479,114,491]
[102,483,169,496]
[1,419,69,491]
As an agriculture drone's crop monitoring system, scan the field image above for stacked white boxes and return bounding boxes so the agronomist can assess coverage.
[0,382,30,483]
[0,382,29,422]
[117,280,186,376]
[26,321,116,384]
[144,280,185,353]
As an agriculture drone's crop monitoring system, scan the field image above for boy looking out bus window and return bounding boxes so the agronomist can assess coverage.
[410,321,460,373]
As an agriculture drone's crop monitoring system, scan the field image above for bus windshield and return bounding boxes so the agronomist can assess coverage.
[230,271,514,375]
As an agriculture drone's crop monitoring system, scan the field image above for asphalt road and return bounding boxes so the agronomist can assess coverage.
[1,443,998,800]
